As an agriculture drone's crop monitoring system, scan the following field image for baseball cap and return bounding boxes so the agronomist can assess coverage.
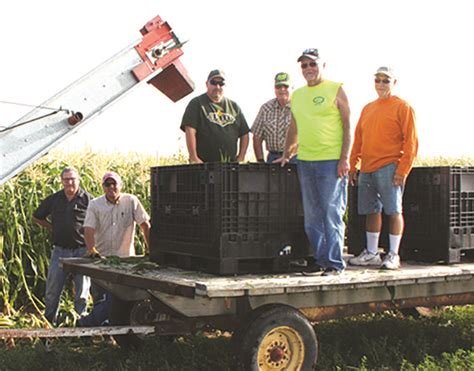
[274,72,291,87]
[207,69,226,81]
[102,171,122,185]
[297,48,320,62]
[375,66,395,79]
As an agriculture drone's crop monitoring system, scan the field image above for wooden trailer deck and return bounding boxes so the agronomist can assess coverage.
[4,258,472,341]
[62,257,474,322]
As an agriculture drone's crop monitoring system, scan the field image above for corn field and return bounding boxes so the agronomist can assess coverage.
[0,150,186,323]
[0,152,472,325]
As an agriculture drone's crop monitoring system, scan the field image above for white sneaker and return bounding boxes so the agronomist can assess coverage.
[349,249,382,266]
[381,252,401,270]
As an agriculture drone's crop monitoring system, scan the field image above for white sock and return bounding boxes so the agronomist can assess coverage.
[366,232,380,255]
[389,234,402,255]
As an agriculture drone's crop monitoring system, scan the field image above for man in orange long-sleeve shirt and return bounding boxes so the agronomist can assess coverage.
[348,66,418,270]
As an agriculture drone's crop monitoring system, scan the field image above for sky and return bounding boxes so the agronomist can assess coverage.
[1,0,473,160]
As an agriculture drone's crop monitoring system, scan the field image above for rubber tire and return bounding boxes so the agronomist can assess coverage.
[108,295,142,349]
[231,304,285,354]
[235,304,318,371]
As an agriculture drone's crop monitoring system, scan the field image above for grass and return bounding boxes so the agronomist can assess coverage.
[315,306,474,370]
[0,307,472,370]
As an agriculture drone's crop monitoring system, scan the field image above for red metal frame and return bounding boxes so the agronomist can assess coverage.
[132,15,184,81]
[132,15,194,102]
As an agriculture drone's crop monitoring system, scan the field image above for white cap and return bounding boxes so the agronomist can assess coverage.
[375,66,395,79]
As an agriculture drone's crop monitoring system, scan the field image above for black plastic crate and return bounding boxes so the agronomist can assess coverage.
[149,163,311,274]
[348,166,474,263]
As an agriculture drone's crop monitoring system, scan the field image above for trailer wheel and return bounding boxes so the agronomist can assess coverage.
[109,295,142,349]
[235,305,317,370]
[231,304,284,353]
[130,299,157,326]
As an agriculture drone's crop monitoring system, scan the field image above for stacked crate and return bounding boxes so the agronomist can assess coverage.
[149,163,311,274]
[348,166,474,263]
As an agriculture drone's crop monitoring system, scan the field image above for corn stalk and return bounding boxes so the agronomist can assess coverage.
[0,150,186,318]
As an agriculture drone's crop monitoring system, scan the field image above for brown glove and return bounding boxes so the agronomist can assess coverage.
[85,246,101,258]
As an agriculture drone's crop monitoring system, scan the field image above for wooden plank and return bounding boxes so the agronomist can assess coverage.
[247,286,286,296]
[248,280,474,310]
[446,274,473,281]
[416,276,447,284]
[0,326,154,339]
[286,285,323,294]
[62,258,197,298]
[62,258,474,299]
[198,265,474,297]
[149,291,235,317]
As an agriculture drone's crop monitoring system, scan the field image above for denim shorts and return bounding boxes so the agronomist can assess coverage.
[357,163,403,215]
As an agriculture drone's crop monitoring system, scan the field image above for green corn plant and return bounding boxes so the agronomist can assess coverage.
[219,149,233,163]
[0,150,185,321]
[3,151,470,320]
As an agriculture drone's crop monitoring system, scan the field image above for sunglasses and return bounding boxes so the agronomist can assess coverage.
[301,62,318,69]
[209,79,225,87]
[103,182,117,188]
[374,78,391,84]
[275,85,289,89]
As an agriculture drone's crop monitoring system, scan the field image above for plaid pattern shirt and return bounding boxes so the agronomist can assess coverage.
[251,98,291,152]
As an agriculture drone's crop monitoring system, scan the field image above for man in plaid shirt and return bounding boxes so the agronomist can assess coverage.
[251,72,296,163]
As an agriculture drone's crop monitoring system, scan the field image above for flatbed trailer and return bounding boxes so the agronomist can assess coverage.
[57,257,474,370]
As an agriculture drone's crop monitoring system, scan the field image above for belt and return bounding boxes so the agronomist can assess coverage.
[54,244,84,250]
[269,151,283,155]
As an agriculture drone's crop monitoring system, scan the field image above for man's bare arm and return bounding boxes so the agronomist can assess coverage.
[33,216,52,231]
[336,87,352,177]
[140,220,151,254]
[236,133,249,162]
[184,126,203,163]
[252,134,265,162]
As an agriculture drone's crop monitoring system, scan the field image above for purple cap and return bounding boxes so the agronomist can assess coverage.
[102,171,122,185]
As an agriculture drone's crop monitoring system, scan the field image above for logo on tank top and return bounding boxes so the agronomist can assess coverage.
[313,96,325,105]
[207,110,236,127]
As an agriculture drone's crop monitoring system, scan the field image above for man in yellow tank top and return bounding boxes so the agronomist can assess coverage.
[276,48,352,276]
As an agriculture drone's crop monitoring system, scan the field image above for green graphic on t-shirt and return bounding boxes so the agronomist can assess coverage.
[313,96,325,105]
[207,110,236,127]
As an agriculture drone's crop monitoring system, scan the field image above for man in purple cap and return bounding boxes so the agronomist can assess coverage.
[78,171,150,326]
[180,69,250,163]
[277,48,352,276]
[83,171,150,258]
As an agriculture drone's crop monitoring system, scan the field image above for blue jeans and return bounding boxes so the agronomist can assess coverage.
[45,246,91,324]
[358,163,404,215]
[297,160,347,271]
[267,152,297,164]
[77,283,111,327]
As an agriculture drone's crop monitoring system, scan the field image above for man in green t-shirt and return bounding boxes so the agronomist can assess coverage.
[276,48,352,276]
[180,69,250,163]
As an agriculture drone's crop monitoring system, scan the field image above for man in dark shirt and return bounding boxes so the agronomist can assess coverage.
[33,167,91,325]
[180,69,250,163]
